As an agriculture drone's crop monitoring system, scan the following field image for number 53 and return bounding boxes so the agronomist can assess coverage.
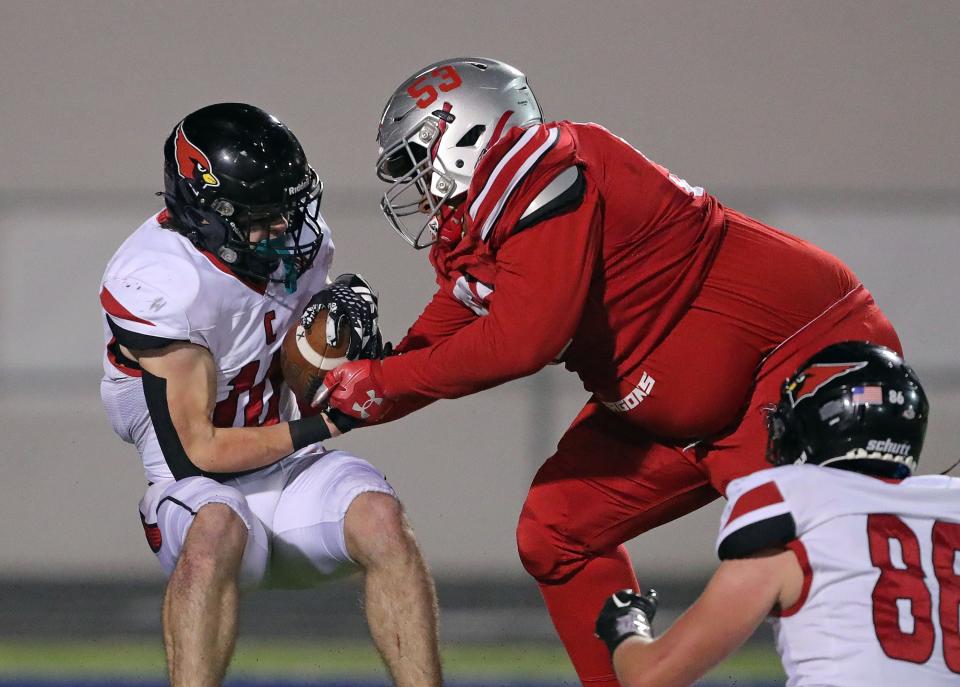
[406,65,463,109]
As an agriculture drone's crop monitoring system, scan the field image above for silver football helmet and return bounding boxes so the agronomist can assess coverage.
[376,57,543,248]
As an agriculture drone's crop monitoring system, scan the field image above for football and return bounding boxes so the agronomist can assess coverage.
[280,307,351,406]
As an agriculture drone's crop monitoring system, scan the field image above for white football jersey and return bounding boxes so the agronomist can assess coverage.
[718,465,960,686]
[99,210,334,483]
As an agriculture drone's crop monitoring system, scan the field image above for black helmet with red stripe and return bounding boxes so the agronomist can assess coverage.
[161,103,324,290]
[766,341,929,479]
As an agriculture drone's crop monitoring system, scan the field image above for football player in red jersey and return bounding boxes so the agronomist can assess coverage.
[322,58,902,685]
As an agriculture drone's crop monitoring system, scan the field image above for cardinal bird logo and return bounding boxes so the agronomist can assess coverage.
[174,123,219,188]
[787,361,869,405]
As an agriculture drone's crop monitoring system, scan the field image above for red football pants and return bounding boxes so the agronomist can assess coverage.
[515,285,900,686]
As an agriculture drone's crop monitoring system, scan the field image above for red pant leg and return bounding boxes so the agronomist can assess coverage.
[517,401,718,685]
[699,285,902,493]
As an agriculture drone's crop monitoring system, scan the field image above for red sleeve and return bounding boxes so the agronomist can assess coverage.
[380,184,602,400]
[394,287,477,353]
[380,288,477,422]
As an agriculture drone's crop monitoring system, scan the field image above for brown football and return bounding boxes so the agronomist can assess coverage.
[280,308,351,406]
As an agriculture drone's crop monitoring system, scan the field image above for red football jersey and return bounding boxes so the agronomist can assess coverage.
[381,121,859,437]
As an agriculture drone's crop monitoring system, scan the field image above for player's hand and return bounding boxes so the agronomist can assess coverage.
[303,273,382,360]
[318,409,360,437]
[316,359,395,428]
[595,588,658,655]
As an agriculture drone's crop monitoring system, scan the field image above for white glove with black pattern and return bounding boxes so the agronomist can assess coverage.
[302,273,383,360]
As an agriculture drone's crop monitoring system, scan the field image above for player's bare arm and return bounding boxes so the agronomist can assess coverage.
[605,548,802,687]
[133,342,301,473]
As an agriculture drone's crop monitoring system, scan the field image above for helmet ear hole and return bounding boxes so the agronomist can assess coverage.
[456,124,486,148]
[766,404,800,466]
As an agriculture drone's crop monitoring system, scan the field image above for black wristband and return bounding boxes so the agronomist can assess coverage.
[325,408,363,435]
[289,414,332,450]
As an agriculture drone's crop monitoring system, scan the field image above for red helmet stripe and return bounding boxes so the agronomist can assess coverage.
[790,361,869,404]
[430,102,454,162]
[488,109,515,148]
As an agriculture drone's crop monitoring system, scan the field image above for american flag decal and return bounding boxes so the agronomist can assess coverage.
[852,385,883,405]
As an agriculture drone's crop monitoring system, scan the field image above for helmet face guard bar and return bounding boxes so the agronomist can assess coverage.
[255,187,325,292]
[377,117,454,249]
[173,169,325,290]
[231,176,324,291]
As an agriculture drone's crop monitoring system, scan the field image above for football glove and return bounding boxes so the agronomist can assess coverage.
[303,273,382,360]
[317,359,394,430]
[595,588,658,655]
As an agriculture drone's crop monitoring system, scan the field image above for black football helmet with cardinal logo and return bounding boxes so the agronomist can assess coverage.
[766,341,929,478]
[161,103,324,290]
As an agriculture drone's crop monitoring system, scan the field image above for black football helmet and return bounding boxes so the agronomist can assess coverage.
[766,341,929,479]
[161,103,324,291]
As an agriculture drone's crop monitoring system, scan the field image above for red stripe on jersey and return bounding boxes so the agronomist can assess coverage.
[100,287,155,326]
[199,249,267,295]
[727,481,784,525]
[777,539,813,618]
[470,124,551,224]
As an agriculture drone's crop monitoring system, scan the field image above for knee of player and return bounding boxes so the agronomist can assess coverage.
[180,503,248,573]
[515,509,579,584]
[343,492,414,568]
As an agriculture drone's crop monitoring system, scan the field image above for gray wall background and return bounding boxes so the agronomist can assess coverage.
[1,1,958,581]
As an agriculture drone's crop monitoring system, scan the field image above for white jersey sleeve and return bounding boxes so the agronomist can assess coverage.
[718,465,960,686]
[100,254,207,350]
[716,466,801,560]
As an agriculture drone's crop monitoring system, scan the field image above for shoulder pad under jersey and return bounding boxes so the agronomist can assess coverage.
[100,254,202,350]
[515,165,585,233]
[467,122,579,245]
[716,467,799,560]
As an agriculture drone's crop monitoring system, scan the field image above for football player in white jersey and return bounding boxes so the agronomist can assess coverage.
[99,103,442,687]
[595,341,960,687]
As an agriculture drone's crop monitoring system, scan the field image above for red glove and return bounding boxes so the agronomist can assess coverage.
[319,359,395,425]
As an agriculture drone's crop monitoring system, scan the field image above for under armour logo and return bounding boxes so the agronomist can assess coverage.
[352,390,384,419]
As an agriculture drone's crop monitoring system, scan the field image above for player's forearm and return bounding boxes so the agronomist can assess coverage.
[185,422,296,474]
[613,636,709,687]
[382,212,599,400]
[612,560,782,687]
[381,319,568,400]
[380,394,437,423]
[394,288,478,354]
